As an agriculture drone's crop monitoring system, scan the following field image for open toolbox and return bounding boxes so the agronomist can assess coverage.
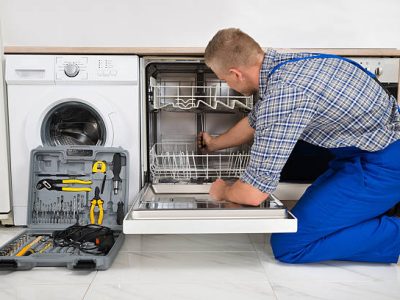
[0,146,129,270]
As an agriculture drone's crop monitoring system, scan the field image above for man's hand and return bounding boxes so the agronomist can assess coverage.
[197,131,217,153]
[209,178,269,206]
[197,117,255,154]
[209,178,228,201]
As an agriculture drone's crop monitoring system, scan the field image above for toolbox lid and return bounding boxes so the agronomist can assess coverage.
[27,146,129,231]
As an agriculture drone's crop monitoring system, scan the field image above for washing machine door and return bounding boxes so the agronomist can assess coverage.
[25,90,117,149]
[41,100,107,146]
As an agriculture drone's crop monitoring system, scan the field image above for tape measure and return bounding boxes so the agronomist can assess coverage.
[92,161,107,173]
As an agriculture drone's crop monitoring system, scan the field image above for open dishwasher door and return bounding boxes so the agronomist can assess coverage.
[123,184,297,234]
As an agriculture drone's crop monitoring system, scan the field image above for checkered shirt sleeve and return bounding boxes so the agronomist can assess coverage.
[240,83,317,193]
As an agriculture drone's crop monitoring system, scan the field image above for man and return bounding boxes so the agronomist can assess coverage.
[198,28,400,264]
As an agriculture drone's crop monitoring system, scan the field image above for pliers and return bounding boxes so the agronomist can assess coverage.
[36,179,92,192]
[90,187,104,225]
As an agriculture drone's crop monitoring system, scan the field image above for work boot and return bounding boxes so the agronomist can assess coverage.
[386,202,400,218]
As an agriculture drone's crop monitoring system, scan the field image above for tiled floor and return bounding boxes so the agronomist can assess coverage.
[0,226,399,300]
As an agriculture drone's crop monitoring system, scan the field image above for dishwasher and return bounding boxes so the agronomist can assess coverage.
[123,57,297,234]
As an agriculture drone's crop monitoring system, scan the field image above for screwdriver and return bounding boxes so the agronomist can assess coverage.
[112,153,122,195]
[112,153,124,225]
[16,236,43,257]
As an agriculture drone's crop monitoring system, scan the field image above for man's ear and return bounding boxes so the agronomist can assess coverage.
[229,68,244,81]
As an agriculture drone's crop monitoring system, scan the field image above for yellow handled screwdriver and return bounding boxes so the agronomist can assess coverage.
[16,236,43,257]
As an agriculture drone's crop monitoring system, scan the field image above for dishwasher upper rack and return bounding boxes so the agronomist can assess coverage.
[149,143,251,183]
[150,81,254,110]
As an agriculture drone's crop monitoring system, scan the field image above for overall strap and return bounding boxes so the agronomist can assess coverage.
[268,53,376,79]
[267,53,395,104]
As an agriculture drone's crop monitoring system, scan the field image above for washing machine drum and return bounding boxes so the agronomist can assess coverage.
[41,101,107,146]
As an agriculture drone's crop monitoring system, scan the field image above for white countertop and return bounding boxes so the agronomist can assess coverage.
[4,47,400,57]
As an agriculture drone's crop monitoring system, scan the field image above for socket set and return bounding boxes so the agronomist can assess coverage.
[0,147,129,270]
[0,234,62,257]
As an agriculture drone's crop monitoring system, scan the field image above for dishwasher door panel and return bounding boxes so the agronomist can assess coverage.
[123,185,297,234]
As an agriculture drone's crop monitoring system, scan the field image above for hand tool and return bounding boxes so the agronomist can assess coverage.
[16,236,43,257]
[112,153,122,195]
[36,179,92,192]
[32,197,37,223]
[75,195,80,224]
[92,160,107,194]
[112,153,124,224]
[37,173,87,177]
[92,161,106,173]
[90,187,104,225]
[39,199,43,223]
[23,236,49,256]
[56,197,60,223]
[60,195,64,223]
[52,201,57,224]
[85,191,89,208]
[50,203,53,223]
[101,174,107,194]
[116,200,124,225]
[68,200,73,224]
[45,204,49,223]
[37,241,53,254]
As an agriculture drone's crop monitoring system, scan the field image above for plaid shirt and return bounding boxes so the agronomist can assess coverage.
[240,48,400,193]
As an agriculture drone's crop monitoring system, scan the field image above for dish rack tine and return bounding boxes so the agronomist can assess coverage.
[206,154,209,179]
[227,153,233,176]
[237,152,244,177]
[186,151,191,178]
[192,151,197,179]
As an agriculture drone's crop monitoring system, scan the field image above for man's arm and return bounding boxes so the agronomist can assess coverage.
[210,178,269,206]
[210,85,316,205]
[198,116,255,152]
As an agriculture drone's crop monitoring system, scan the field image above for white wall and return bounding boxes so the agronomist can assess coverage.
[0,0,399,49]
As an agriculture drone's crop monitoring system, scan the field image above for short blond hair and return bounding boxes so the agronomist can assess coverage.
[204,28,264,72]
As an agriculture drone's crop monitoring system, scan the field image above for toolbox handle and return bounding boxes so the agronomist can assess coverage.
[72,259,97,270]
[0,259,18,269]
[65,149,95,159]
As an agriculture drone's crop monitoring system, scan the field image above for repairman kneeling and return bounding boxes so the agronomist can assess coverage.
[198,28,400,264]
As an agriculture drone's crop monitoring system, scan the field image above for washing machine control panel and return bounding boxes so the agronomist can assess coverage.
[55,56,138,83]
[56,57,88,80]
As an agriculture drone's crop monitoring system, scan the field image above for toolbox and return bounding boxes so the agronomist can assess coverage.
[0,146,129,270]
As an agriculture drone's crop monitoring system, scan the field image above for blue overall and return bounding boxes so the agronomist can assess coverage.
[269,54,400,263]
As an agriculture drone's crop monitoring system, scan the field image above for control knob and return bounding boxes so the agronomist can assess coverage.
[64,63,80,77]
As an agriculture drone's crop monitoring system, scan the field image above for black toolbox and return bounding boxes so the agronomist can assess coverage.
[0,146,129,270]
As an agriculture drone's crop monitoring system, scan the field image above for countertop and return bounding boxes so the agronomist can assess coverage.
[4,47,400,57]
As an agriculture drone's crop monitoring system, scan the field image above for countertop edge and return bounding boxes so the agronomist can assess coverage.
[3,46,400,57]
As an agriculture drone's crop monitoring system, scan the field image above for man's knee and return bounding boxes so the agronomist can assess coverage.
[270,233,308,264]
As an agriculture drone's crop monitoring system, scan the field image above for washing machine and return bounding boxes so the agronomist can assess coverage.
[5,55,141,225]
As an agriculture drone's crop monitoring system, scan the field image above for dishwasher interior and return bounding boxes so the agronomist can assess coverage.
[123,57,296,234]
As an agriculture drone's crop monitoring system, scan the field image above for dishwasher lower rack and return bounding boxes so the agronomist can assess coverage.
[123,185,297,234]
[150,143,250,193]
